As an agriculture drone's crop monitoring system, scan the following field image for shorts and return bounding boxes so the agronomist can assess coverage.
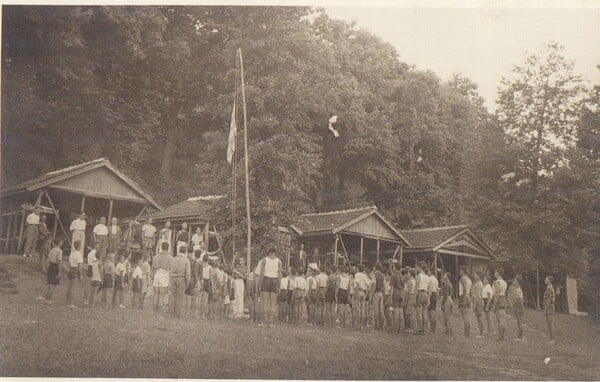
[458,295,472,309]
[294,294,305,305]
[68,267,79,281]
[357,289,367,301]
[142,237,154,249]
[338,288,349,304]
[47,262,60,285]
[278,290,288,303]
[428,292,438,311]
[325,287,336,303]
[316,288,327,303]
[114,275,123,291]
[494,295,506,311]
[483,298,491,312]
[473,296,484,316]
[153,269,169,288]
[306,290,316,304]
[185,278,197,296]
[103,274,114,288]
[392,289,404,309]
[287,290,294,304]
[202,279,212,293]
[416,290,429,308]
[261,276,278,293]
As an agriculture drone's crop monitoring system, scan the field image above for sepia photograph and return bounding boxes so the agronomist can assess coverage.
[1,1,599,380]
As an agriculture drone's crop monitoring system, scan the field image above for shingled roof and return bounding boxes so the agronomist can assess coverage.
[149,195,225,222]
[401,225,468,249]
[0,158,162,210]
[290,206,411,245]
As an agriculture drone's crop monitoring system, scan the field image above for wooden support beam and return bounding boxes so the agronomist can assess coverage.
[16,209,26,254]
[107,199,114,223]
[338,234,351,266]
[433,251,438,273]
[35,190,43,207]
[11,210,19,253]
[360,236,364,265]
[43,189,70,242]
[334,235,339,268]
[437,252,446,273]
[80,195,86,213]
[376,239,380,263]
[4,209,13,253]
[399,245,403,267]
[52,210,58,239]
[134,205,148,222]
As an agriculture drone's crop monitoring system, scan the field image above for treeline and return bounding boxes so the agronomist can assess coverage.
[2,6,598,309]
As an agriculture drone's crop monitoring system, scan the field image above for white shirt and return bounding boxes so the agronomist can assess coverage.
[416,272,430,291]
[191,233,203,245]
[263,257,281,278]
[69,250,83,268]
[354,272,371,291]
[116,262,127,276]
[93,223,108,236]
[90,259,101,281]
[26,213,40,225]
[494,278,508,297]
[202,264,212,280]
[132,265,143,279]
[294,276,307,290]
[87,249,97,265]
[482,283,494,299]
[428,275,439,294]
[316,272,328,288]
[306,275,317,290]
[280,276,289,290]
[459,275,473,297]
[339,274,350,290]
[111,225,119,235]
[70,218,86,231]
[142,224,156,238]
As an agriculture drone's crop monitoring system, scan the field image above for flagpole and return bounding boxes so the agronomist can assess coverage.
[231,54,240,265]
[238,47,252,275]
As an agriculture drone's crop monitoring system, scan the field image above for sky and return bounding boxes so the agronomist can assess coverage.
[324,6,600,110]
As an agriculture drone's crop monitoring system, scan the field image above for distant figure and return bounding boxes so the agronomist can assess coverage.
[43,238,64,303]
[175,222,190,256]
[93,217,109,258]
[427,267,439,335]
[458,266,472,337]
[511,277,525,341]
[157,221,173,256]
[83,244,99,305]
[308,248,320,271]
[70,213,86,252]
[472,272,485,338]
[493,267,507,341]
[390,263,405,333]
[372,263,386,331]
[153,242,172,314]
[441,272,454,336]
[258,247,283,328]
[191,227,204,252]
[231,256,246,319]
[38,215,52,268]
[66,240,84,309]
[404,268,417,333]
[23,207,41,258]
[415,265,430,335]
[141,218,156,258]
[544,275,556,343]
[169,245,191,318]
[338,265,351,328]
[102,253,116,309]
[108,217,121,255]
[482,275,494,336]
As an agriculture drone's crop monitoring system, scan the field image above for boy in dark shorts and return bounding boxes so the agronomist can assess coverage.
[278,270,290,322]
[390,263,404,333]
[315,265,328,326]
[66,240,84,309]
[101,253,116,309]
[44,238,64,303]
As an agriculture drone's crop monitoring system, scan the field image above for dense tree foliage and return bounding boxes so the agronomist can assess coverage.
[2,7,598,291]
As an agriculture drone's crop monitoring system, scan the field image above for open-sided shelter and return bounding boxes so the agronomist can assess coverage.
[400,225,496,275]
[290,206,412,266]
[0,158,162,254]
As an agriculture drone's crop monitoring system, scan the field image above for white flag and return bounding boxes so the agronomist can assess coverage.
[227,102,237,163]
[328,115,340,138]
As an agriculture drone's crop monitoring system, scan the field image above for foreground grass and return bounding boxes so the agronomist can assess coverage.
[1,256,599,380]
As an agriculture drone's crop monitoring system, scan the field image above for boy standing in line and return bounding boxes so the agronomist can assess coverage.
[544,275,556,343]
[441,272,454,337]
[66,240,84,308]
[458,266,472,337]
[493,268,508,341]
[472,272,485,338]
[511,276,525,341]
[427,267,439,335]
[482,275,494,336]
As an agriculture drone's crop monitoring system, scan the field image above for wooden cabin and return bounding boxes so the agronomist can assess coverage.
[0,158,162,254]
[290,206,412,267]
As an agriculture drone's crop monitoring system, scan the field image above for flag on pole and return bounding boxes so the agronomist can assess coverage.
[328,115,340,137]
[227,102,237,163]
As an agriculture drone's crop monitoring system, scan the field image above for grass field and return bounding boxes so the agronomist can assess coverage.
[1,256,599,380]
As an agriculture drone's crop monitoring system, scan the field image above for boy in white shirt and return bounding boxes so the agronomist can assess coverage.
[482,275,494,336]
[83,244,99,305]
[113,255,127,308]
[292,269,307,324]
[66,241,84,308]
[132,256,144,309]
[278,270,289,323]
[306,269,317,325]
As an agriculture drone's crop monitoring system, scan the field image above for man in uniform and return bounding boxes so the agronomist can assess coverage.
[93,217,109,258]
[23,207,41,257]
[141,218,157,259]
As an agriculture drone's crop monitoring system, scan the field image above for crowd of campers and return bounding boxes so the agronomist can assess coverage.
[32,206,558,344]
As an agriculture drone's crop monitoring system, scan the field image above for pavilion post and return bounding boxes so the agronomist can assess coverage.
[536,267,540,310]
[17,209,26,254]
[334,234,339,267]
[4,209,13,253]
[52,210,58,238]
[399,245,403,267]
[359,236,364,265]
[107,199,114,223]
[338,234,351,265]
[80,195,86,213]
[35,190,43,207]
[44,189,70,242]
[433,251,438,274]
[468,258,473,275]
[376,239,380,263]
[455,255,458,274]
[11,210,19,253]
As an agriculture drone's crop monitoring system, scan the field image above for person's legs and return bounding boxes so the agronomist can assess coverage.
[24,226,38,257]
[460,305,470,337]
[66,277,74,305]
[495,309,506,340]
[485,310,493,336]
[476,312,484,336]
[546,313,555,340]
[261,291,270,324]
[443,302,453,335]
[428,308,437,334]
[515,310,524,339]
[269,292,278,326]
[176,278,185,317]
[45,285,55,301]
[169,283,177,315]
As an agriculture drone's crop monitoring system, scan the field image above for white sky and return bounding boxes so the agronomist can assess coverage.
[324,6,600,110]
